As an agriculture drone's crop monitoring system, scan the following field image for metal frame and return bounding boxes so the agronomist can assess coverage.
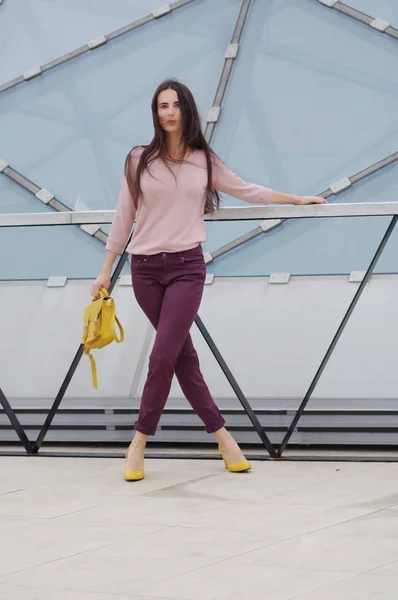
[1,202,398,458]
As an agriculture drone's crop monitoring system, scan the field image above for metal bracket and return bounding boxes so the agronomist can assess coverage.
[204,252,213,265]
[349,271,366,283]
[205,273,215,285]
[118,275,132,286]
[370,18,391,32]
[330,177,352,194]
[225,43,239,59]
[47,276,67,288]
[35,188,55,204]
[260,219,282,232]
[318,0,338,6]
[152,5,171,18]
[206,107,221,123]
[23,67,42,80]
[0,159,9,172]
[88,36,107,49]
[80,224,100,236]
[269,273,291,284]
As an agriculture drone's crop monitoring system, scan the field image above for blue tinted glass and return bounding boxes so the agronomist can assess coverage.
[0,0,241,211]
[209,0,398,275]
[0,174,126,280]
[0,0,160,84]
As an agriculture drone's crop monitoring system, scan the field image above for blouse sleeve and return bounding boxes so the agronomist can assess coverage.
[105,151,140,255]
[212,155,273,205]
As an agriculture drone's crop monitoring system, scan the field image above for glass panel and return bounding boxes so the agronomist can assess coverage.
[0,0,241,211]
[0,223,114,281]
[210,0,398,275]
[208,162,398,276]
[0,0,160,84]
[0,174,128,279]
[342,0,398,28]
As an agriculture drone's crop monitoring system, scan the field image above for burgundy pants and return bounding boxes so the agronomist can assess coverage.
[130,244,225,436]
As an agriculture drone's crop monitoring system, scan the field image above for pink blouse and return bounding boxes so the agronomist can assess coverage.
[106,148,273,256]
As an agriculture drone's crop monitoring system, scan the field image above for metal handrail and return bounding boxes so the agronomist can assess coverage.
[2,202,398,227]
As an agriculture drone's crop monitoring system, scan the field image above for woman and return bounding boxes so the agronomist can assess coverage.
[91,79,327,482]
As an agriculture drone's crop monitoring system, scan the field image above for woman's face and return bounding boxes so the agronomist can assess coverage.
[157,89,182,134]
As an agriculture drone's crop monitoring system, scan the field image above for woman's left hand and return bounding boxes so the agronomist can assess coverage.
[295,195,328,205]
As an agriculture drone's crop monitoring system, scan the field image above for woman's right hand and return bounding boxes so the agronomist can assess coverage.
[90,272,111,299]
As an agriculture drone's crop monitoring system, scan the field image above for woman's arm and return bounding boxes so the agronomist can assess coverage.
[90,173,136,298]
[91,153,139,297]
[212,156,327,206]
[271,190,327,205]
[105,148,144,258]
[105,174,137,257]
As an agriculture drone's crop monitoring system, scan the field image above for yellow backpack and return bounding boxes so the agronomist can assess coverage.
[81,287,124,389]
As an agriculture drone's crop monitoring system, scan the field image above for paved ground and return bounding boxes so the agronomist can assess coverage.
[1,456,398,599]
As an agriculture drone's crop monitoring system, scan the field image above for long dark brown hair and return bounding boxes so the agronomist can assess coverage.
[124,79,220,214]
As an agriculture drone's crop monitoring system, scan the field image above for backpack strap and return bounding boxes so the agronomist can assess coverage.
[114,315,124,343]
[87,351,98,389]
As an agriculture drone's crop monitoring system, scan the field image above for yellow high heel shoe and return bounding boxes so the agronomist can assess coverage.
[218,445,252,473]
[124,448,145,482]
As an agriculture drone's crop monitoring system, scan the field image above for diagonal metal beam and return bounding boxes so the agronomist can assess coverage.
[204,0,252,143]
[31,236,132,453]
[1,163,109,245]
[317,0,398,40]
[0,0,196,93]
[0,386,33,453]
[194,315,277,457]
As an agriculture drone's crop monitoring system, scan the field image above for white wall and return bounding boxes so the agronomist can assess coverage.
[1,275,398,405]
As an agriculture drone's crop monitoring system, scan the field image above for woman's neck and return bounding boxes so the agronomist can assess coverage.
[166,133,185,160]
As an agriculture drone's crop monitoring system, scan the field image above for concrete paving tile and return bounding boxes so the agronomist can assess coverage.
[225,530,398,573]
[0,584,111,600]
[182,500,379,543]
[284,573,398,600]
[129,562,353,600]
[0,520,158,577]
